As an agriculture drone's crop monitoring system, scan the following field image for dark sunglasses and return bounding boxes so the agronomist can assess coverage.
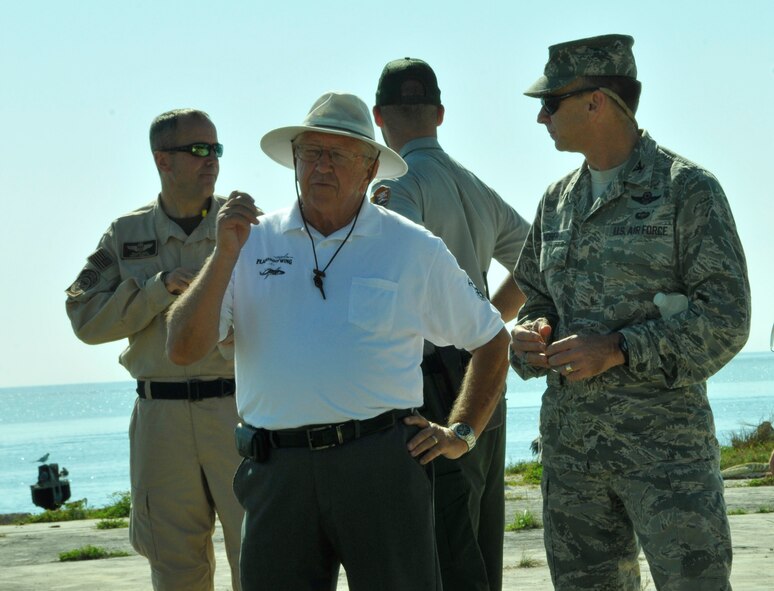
[162,142,224,158]
[541,87,599,115]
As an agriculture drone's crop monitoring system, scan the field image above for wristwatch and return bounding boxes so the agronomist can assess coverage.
[449,422,476,452]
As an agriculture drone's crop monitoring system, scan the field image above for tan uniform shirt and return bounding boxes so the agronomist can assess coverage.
[66,196,233,381]
[374,137,530,297]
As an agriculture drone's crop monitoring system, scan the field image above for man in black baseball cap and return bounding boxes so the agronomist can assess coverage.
[375,57,442,106]
[373,57,531,591]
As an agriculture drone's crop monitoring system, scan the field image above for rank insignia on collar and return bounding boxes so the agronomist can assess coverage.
[631,191,661,205]
[122,240,158,259]
[371,185,391,206]
[633,161,644,173]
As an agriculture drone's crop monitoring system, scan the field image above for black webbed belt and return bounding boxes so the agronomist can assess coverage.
[137,379,235,401]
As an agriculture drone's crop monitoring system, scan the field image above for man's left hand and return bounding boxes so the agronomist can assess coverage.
[545,333,624,382]
[404,414,469,464]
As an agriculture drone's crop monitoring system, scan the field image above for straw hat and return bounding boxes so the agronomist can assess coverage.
[261,92,407,178]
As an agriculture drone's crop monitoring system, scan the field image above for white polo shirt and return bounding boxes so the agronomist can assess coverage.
[220,199,504,429]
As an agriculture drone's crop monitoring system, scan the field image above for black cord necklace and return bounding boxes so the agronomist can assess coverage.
[300,196,364,300]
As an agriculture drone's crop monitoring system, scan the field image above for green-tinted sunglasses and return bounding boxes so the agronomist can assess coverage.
[162,142,223,158]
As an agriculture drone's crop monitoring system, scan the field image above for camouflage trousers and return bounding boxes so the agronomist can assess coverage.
[541,460,732,590]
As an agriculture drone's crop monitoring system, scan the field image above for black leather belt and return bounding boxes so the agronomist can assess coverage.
[137,379,235,401]
[265,408,414,451]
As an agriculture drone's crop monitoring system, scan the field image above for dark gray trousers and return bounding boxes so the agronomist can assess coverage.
[422,352,505,591]
[233,420,441,591]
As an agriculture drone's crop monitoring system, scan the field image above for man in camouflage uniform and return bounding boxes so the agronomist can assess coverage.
[371,57,530,591]
[509,34,750,590]
[66,109,247,591]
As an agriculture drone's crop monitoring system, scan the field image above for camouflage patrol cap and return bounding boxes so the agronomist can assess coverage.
[525,34,637,97]
[376,57,441,106]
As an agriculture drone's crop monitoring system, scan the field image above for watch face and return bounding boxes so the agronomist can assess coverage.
[455,424,472,437]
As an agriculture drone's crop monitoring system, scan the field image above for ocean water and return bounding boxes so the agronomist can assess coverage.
[1,353,772,514]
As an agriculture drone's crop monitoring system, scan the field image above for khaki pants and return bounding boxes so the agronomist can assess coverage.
[129,396,244,591]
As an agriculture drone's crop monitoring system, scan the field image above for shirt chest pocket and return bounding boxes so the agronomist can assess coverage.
[540,240,570,299]
[348,277,398,333]
[540,240,569,272]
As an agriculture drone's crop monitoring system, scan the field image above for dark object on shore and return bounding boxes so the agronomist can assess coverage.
[30,463,71,510]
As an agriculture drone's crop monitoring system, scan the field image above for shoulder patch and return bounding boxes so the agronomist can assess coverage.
[87,248,113,271]
[66,269,99,297]
[371,185,391,206]
[122,240,158,259]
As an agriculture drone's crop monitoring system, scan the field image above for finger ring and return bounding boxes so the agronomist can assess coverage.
[430,435,439,446]
[565,364,574,373]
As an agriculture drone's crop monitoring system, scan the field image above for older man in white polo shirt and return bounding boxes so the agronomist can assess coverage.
[166,92,510,591]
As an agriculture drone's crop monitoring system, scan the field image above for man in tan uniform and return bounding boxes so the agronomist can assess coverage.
[66,109,247,591]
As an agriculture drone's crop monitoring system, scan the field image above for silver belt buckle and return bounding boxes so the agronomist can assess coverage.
[306,424,344,450]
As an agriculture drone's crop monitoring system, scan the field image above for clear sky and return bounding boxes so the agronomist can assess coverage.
[1,1,771,387]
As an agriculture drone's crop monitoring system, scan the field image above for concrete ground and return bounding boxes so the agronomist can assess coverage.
[0,482,772,590]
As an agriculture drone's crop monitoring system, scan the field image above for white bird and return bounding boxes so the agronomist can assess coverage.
[35,453,50,463]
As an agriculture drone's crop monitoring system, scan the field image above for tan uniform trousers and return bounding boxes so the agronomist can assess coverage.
[129,395,244,591]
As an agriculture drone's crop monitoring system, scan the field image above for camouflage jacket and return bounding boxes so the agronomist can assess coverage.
[511,131,750,471]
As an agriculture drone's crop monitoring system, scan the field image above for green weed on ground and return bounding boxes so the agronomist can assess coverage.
[506,509,542,531]
[720,443,772,469]
[59,545,130,562]
[505,461,542,485]
[726,506,773,515]
[17,491,130,525]
[517,552,541,568]
[720,418,774,470]
[748,476,774,487]
[95,518,128,529]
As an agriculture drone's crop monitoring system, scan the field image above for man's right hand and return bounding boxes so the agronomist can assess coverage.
[510,317,552,369]
[163,268,197,295]
[216,191,262,258]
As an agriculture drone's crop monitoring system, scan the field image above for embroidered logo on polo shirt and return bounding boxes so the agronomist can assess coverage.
[260,268,285,277]
[467,278,486,301]
[256,254,294,278]
[122,240,158,259]
[371,185,391,206]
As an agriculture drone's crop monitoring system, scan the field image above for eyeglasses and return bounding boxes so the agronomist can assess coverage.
[540,87,599,115]
[162,143,224,158]
[294,143,376,167]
